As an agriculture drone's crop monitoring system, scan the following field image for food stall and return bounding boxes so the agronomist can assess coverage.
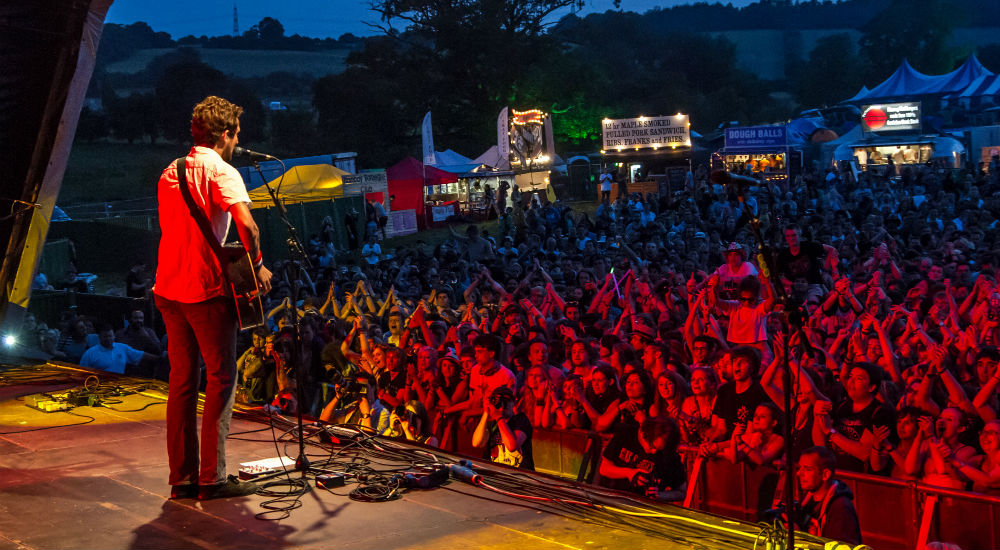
[832,101,964,175]
[425,149,513,216]
[720,125,801,185]
[600,114,693,198]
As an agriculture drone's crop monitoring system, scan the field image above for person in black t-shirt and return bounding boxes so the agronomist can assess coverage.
[813,362,896,473]
[599,417,687,502]
[776,223,838,302]
[699,346,773,458]
[125,262,152,298]
[473,386,534,470]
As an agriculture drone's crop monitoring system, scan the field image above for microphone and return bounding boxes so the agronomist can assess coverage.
[233,146,277,161]
[710,169,759,188]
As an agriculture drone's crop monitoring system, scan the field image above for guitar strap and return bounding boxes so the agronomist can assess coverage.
[175,156,232,267]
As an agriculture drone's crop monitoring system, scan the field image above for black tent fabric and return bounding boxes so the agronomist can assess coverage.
[0,0,112,326]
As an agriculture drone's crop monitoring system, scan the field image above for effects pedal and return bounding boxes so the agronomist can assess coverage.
[315,472,347,489]
[238,456,294,480]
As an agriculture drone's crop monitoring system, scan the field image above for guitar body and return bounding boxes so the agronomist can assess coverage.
[222,244,265,330]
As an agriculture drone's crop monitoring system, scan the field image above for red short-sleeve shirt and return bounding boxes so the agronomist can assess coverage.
[154,146,251,303]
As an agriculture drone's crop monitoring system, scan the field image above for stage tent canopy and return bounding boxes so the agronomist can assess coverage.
[386,156,458,216]
[247,164,349,209]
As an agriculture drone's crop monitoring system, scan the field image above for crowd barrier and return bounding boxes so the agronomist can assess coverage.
[526,426,1000,550]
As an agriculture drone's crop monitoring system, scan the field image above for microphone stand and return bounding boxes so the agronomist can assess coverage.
[250,159,316,483]
[745,197,798,550]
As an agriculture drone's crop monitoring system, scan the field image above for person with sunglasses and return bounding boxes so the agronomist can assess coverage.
[704,272,776,365]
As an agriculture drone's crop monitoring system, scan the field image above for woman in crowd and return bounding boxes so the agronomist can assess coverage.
[581,364,620,428]
[679,366,719,446]
[905,408,978,489]
[595,369,652,433]
[518,365,557,429]
[554,374,590,430]
[648,370,690,423]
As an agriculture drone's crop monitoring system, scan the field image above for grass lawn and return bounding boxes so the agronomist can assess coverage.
[60,142,180,205]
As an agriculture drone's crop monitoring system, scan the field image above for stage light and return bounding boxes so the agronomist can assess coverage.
[3,334,16,348]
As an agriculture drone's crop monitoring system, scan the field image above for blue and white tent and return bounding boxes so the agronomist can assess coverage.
[948,73,1000,102]
[862,59,935,101]
[845,86,870,103]
[917,55,993,95]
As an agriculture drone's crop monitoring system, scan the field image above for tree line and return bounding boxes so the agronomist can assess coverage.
[77,1,1000,168]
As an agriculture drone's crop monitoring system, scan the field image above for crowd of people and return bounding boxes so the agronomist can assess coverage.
[20,156,1000,543]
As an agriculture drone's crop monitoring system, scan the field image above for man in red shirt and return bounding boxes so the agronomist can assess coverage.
[154,96,273,500]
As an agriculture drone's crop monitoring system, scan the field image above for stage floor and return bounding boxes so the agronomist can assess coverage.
[0,361,828,550]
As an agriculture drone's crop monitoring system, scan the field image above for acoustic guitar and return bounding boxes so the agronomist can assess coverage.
[222,244,265,331]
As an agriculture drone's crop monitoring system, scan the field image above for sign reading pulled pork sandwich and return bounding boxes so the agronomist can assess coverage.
[602,114,690,152]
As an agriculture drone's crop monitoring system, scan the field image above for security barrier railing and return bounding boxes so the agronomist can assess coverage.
[527,426,1000,550]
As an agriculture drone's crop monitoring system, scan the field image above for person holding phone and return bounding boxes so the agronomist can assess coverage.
[473,386,534,470]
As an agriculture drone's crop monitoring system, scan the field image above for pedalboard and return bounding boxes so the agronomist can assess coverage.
[238,456,295,480]
[25,394,73,412]
[23,385,137,413]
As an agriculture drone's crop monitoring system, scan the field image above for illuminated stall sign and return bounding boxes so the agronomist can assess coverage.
[342,170,388,196]
[861,102,921,134]
[509,108,551,170]
[724,126,786,149]
[602,114,690,152]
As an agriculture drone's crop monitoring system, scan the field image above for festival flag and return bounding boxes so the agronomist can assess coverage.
[497,107,510,164]
[421,111,436,165]
[544,116,555,162]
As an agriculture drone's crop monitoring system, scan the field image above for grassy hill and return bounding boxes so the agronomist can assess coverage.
[59,142,179,207]
[105,47,350,78]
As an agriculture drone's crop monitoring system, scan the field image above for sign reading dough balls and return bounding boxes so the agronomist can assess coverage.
[861,102,921,134]
[602,114,691,152]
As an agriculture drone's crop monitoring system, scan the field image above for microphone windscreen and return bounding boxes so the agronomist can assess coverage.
[710,169,731,185]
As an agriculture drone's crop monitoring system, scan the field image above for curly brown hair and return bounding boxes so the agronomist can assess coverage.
[191,96,242,146]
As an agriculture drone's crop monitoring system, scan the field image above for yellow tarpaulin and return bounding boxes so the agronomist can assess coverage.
[248,164,348,209]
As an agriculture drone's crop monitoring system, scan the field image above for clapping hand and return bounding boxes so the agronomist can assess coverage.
[733,422,747,439]
[917,416,935,437]
[872,425,891,453]
[834,276,851,296]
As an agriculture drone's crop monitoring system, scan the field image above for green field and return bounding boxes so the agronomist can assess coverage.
[60,142,179,206]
